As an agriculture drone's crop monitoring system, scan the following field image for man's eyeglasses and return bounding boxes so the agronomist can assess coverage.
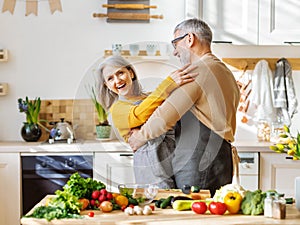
[171,33,188,49]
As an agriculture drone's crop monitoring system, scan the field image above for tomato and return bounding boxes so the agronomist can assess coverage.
[106,193,113,201]
[100,189,108,195]
[98,194,107,202]
[91,190,100,200]
[223,192,243,214]
[78,198,89,210]
[99,201,113,212]
[191,202,207,214]
[88,211,94,217]
[208,202,227,215]
[149,205,155,211]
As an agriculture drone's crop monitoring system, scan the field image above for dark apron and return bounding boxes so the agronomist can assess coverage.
[133,130,176,188]
[173,111,233,196]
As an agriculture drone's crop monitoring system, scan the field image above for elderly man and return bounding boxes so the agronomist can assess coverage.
[129,18,240,196]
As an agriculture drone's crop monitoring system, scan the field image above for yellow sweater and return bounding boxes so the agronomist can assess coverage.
[110,76,178,142]
[134,53,240,143]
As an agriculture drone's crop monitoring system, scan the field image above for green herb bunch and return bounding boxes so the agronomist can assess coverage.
[18,96,41,124]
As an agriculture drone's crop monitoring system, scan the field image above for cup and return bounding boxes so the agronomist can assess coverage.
[146,43,157,56]
[129,44,140,56]
[159,43,170,56]
[295,177,300,211]
[112,44,122,56]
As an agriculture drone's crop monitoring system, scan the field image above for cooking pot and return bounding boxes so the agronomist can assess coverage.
[48,118,75,144]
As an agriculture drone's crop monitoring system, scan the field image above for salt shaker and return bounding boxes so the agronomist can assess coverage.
[272,193,286,219]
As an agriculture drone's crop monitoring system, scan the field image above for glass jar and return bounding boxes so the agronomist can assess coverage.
[257,120,270,142]
[272,193,286,219]
[270,122,284,143]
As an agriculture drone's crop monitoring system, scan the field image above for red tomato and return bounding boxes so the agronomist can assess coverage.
[90,199,95,206]
[91,190,100,200]
[106,193,113,200]
[100,189,108,195]
[208,202,227,215]
[98,194,107,203]
[192,202,207,214]
[99,201,113,212]
[149,205,155,211]
[88,211,94,217]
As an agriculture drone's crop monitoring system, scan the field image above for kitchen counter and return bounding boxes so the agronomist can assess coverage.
[20,195,300,225]
[0,140,274,153]
[0,139,132,153]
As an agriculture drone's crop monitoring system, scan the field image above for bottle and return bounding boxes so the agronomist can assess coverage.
[264,191,274,217]
[272,193,286,219]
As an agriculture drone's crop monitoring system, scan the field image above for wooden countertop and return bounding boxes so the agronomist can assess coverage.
[20,196,300,225]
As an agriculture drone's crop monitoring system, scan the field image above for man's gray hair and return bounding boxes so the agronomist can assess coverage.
[174,18,212,44]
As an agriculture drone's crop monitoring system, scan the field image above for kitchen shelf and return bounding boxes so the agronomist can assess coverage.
[222,58,300,71]
[0,49,8,62]
[104,49,170,60]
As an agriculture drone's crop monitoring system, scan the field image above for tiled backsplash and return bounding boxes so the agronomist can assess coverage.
[39,99,98,141]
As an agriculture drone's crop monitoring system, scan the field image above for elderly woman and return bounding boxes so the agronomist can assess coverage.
[96,55,197,188]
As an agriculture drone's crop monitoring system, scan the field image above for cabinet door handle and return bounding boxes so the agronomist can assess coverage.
[0,163,8,168]
[285,156,293,160]
[119,154,133,157]
[212,41,232,44]
[283,41,300,45]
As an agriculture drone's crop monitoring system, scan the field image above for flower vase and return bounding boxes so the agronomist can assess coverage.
[21,123,42,142]
[96,125,111,139]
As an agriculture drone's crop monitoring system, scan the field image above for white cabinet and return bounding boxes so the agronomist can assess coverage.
[197,0,300,45]
[260,152,300,198]
[200,0,259,45]
[94,152,135,193]
[259,0,300,45]
[0,153,21,225]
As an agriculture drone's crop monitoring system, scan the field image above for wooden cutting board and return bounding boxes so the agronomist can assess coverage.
[155,189,211,200]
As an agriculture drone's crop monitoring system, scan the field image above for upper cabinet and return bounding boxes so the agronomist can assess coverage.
[200,0,259,45]
[259,0,300,45]
[186,0,300,45]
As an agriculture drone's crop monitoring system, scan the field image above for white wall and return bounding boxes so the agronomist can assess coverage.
[0,0,186,140]
[0,0,299,141]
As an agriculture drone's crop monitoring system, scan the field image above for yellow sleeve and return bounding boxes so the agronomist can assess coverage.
[110,76,178,129]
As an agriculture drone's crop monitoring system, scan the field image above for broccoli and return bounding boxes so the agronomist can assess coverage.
[241,190,266,215]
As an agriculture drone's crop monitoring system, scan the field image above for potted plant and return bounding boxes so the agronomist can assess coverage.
[18,96,42,142]
[90,85,111,139]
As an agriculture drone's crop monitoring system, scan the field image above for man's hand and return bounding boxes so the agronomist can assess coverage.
[128,129,146,152]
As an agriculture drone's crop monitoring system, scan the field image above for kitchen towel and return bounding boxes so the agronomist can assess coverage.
[273,58,298,126]
[247,59,276,122]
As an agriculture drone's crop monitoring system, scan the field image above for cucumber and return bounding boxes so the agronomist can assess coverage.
[155,198,165,208]
[172,199,212,211]
[191,185,200,193]
[160,196,174,209]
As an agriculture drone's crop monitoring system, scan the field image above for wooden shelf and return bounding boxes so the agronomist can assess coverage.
[104,50,170,60]
[0,49,8,62]
[222,58,300,71]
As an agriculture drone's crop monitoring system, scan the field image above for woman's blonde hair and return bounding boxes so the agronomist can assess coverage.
[96,55,143,111]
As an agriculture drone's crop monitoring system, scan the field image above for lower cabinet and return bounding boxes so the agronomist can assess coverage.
[260,152,300,198]
[94,152,135,193]
[0,153,21,225]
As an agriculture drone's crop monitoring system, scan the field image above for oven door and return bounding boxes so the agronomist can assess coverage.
[21,153,93,215]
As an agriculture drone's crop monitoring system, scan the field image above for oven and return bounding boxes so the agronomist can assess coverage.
[21,153,93,215]
[238,152,259,191]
